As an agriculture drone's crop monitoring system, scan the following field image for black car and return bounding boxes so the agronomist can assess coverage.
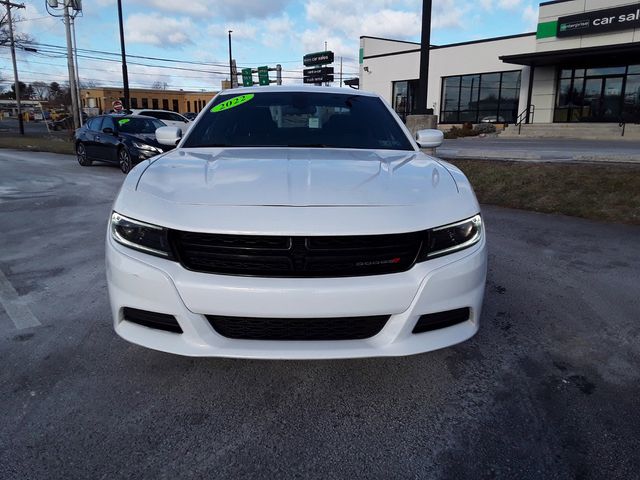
[74,115,171,173]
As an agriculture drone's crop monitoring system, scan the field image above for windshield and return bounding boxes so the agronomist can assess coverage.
[182,92,413,151]
[117,117,165,134]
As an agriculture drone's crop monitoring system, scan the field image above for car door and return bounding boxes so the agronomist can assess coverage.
[94,116,119,162]
[84,117,104,158]
[167,112,192,131]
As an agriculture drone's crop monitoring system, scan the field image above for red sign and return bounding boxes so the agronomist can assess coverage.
[112,100,123,112]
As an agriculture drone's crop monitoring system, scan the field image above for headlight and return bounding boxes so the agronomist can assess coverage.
[132,141,161,153]
[110,212,173,258]
[419,214,482,260]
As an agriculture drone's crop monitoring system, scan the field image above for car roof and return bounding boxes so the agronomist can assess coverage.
[216,85,378,97]
[105,114,158,119]
[129,109,184,114]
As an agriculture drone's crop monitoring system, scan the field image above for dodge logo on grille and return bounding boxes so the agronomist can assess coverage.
[356,258,401,267]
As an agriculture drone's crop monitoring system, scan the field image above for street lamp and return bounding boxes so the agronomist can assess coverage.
[228,30,233,89]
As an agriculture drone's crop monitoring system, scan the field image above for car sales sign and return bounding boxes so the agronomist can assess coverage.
[304,51,334,67]
[557,4,640,38]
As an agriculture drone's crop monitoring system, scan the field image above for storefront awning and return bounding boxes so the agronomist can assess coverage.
[500,42,640,67]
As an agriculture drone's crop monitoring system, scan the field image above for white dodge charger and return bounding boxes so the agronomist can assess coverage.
[106,86,487,359]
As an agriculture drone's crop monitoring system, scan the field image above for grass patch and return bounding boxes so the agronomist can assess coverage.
[0,134,75,155]
[448,159,640,225]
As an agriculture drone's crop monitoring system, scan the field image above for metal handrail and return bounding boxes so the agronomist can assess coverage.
[516,105,535,134]
[619,121,626,137]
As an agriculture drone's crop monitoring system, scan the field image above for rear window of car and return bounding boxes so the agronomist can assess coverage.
[117,117,165,133]
[87,117,102,130]
[182,92,413,151]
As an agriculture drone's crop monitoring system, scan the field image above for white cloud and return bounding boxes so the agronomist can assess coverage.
[522,4,539,29]
[15,4,58,38]
[305,0,470,42]
[125,14,194,46]
[137,0,293,20]
[497,0,522,10]
[262,14,295,48]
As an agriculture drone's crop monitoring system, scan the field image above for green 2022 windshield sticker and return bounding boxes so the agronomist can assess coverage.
[118,118,130,125]
[211,94,254,113]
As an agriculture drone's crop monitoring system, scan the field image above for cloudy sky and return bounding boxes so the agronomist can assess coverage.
[1,0,540,92]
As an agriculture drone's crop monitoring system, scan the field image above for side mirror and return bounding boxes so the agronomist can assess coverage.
[416,129,444,148]
[102,127,114,134]
[156,126,182,146]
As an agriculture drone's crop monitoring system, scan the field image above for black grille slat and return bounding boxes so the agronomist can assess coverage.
[123,307,183,334]
[207,315,390,340]
[412,308,470,334]
[170,230,425,278]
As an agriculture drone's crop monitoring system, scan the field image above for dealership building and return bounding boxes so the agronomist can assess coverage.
[359,0,640,127]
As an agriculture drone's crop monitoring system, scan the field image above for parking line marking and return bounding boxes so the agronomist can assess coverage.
[0,268,41,330]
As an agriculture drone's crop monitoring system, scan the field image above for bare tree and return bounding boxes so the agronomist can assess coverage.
[0,10,34,47]
[151,80,168,90]
[31,81,50,101]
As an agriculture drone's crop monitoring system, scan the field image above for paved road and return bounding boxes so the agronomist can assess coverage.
[1,150,639,479]
[439,137,640,163]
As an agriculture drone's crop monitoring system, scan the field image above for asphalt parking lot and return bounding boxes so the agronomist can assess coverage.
[1,149,639,479]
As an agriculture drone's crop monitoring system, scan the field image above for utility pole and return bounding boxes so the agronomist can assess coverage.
[228,30,233,89]
[415,0,432,114]
[46,0,82,127]
[116,0,130,109]
[340,56,343,88]
[70,14,82,125]
[3,1,25,135]
[63,2,80,128]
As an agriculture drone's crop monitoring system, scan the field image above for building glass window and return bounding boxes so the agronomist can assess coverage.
[440,70,521,124]
[130,97,138,109]
[162,99,169,110]
[172,99,179,112]
[555,65,640,122]
[187,101,191,112]
[152,98,159,109]
[392,80,419,121]
[141,98,149,108]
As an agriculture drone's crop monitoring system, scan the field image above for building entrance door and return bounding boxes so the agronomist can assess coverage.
[573,76,623,122]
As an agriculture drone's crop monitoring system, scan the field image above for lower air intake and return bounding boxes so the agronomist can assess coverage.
[412,308,470,334]
[122,307,183,334]
[206,314,390,341]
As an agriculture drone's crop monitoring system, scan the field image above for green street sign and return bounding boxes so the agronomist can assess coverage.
[258,66,270,86]
[241,68,253,87]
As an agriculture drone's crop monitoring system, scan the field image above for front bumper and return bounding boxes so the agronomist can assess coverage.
[106,234,487,359]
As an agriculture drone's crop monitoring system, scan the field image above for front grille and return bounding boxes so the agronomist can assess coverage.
[122,307,183,333]
[207,314,390,340]
[169,230,425,277]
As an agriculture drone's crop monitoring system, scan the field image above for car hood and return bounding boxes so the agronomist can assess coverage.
[136,148,459,207]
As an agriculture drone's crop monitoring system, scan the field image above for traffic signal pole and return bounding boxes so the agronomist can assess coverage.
[415,0,432,114]
[117,0,130,109]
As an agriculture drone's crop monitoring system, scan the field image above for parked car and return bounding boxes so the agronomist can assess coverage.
[75,115,171,173]
[480,115,505,123]
[182,112,198,121]
[107,86,487,359]
[129,109,192,130]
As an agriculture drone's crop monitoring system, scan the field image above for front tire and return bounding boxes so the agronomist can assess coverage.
[119,148,132,174]
[76,142,92,166]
